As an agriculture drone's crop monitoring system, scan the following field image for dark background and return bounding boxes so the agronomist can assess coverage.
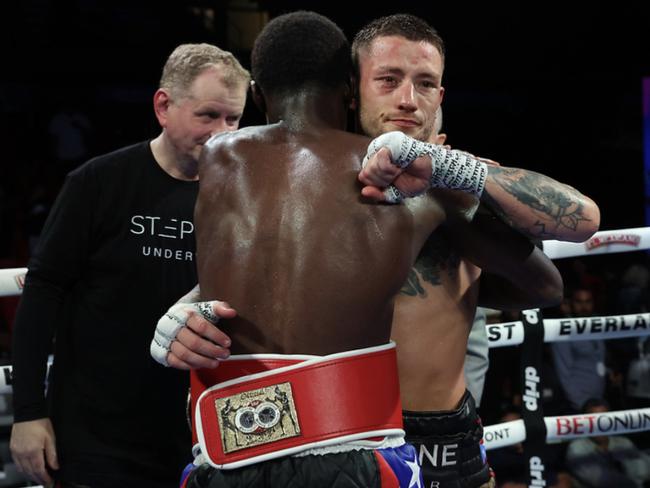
[2,1,650,466]
[2,1,650,263]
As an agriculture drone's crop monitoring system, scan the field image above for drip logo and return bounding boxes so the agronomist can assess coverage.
[523,366,540,412]
[529,456,546,486]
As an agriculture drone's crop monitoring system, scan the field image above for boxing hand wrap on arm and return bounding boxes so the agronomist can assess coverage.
[429,146,488,198]
[363,131,429,169]
[150,301,220,367]
[363,131,488,200]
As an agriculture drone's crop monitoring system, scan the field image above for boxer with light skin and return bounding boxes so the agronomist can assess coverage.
[351,15,597,487]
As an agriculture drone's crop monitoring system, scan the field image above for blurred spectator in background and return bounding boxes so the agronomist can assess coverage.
[565,398,650,487]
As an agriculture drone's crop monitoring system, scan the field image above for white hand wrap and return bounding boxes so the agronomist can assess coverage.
[362,131,429,169]
[429,146,488,198]
[150,301,220,367]
[363,131,489,199]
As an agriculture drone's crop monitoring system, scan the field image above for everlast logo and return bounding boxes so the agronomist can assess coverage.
[529,456,546,486]
[559,315,648,335]
[523,366,540,411]
[487,322,517,341]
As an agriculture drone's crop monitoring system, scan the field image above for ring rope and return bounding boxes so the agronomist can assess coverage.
[0,267,26,297]
[0,358,53,395]
[3,226,650,485]
[542,226,650,260]
[0,226,647,297]
[483,408,650,450]
[488,313,650,348]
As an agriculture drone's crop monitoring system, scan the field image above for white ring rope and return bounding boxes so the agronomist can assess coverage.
[488,313,650,348]
[484,408,650,450]
[2,226,650,463]
[0,227,646,298]
[0,267,26,297]
[542,226,650,260]
[0,358,53,395]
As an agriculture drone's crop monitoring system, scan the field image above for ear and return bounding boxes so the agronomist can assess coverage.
[250,80,266,114]
[153,89,171,127]
[433,133,447,145]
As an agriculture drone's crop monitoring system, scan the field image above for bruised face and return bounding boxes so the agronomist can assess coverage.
[357,35,444,142]
[159,66,247,164]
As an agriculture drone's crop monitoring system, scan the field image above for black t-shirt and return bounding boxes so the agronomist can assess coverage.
[12,141,198,481]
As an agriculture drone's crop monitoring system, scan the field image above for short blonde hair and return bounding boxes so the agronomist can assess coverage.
[160,43,250,98]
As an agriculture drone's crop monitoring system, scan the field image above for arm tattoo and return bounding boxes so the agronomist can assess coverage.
[399,233,460,297]
[485,167,590,238]
[401,268,427,297]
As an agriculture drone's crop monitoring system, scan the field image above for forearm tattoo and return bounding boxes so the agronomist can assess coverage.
[400,233,460,297]
[485,167,590,238]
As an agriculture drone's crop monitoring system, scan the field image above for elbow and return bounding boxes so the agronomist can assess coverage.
[582,197,601,239]
[572,197,601,243]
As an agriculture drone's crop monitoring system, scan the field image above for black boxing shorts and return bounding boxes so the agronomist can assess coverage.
[181,443,422,487]
[403,391,491,488]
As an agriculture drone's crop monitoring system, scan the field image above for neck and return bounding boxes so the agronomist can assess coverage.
[266,87,347,131]
[150,133,199,181]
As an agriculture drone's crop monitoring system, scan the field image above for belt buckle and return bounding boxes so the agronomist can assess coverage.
[215,382,301,453]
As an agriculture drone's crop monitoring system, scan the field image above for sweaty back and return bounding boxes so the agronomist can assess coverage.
[196,124,429,355]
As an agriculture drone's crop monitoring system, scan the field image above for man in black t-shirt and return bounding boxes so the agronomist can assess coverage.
[9,43,249,488]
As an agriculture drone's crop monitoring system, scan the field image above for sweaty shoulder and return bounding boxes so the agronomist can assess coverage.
[201,125,370,170]
[201,126,266,163]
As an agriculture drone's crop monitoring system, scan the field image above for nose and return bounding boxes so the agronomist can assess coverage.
[396,81,417,112]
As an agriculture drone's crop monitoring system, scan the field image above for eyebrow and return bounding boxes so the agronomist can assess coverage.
[374,66,404,75]
[374,66,441,83]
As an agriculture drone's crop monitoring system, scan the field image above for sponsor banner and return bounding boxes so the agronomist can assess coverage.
[483,409,650,450]
[542,227,650,260]
[545,409,650,441]
[487,313,650,348]
[483,419,525,450]
[518,309,548,487]
[544,313,650,342]
[0,267,27,297]
[486,321,525,348]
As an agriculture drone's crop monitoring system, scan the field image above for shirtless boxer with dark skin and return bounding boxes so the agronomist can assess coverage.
[178,11,458,487]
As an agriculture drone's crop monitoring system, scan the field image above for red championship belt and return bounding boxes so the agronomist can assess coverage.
[194,343,403,469]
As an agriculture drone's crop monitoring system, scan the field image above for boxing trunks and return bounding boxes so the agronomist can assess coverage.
[403,391,491,488]
[182,343,423,488]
